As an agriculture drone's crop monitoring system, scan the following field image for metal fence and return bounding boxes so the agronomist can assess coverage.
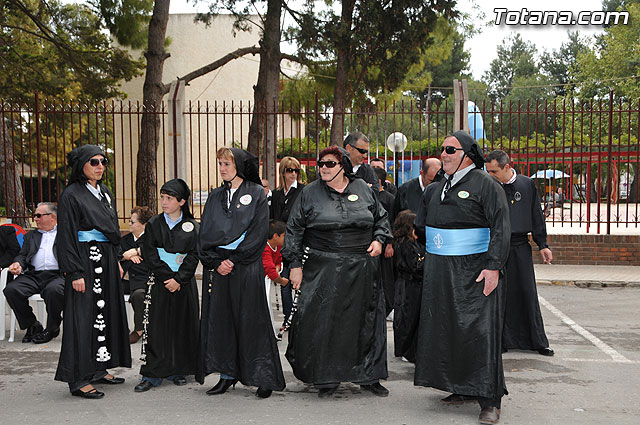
[1,92,639,234]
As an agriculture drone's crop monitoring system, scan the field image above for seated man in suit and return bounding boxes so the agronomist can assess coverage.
[4,202,65,344]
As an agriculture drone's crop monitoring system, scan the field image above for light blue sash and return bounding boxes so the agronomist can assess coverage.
[219,232,247,250]
[78,229,108,242]
[157,248,187,272]
[425,226,490,256]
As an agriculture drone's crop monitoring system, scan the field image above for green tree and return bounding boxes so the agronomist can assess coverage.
[539,31,590,97]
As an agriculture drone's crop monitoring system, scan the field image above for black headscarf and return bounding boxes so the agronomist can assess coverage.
[160,178,193,219]
[67,144,106,184]
[229,148,262,185]
[451,130,485,169]
[337,147,355,178]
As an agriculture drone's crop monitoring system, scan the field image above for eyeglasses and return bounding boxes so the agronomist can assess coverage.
[440,146,464,155]
[285,168,300,174]
[353,146,368,155]
[317,160,338,169]
[89,158,108,167]
[33,213,52,219]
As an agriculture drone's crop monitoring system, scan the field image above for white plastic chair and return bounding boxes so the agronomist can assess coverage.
[0,268,9,340]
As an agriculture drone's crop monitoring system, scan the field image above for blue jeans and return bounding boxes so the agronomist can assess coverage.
[280,266,293,322]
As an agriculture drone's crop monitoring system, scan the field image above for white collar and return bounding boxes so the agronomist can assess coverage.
[85,182,102,200]
[505,168,517,185]
[284,179,298,195]
[38,225,57,234]
[446,164,476,186]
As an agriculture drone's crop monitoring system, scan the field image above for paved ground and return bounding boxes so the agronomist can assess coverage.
[1,282,639,424]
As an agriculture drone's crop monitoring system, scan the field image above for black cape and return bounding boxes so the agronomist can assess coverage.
[55,182,131,383]
[355,163,380,191]
[392,239,424,362]
[270,183,305,224]
[502,174,550,351]
[413,167,510,400]
[392,177,423,223]
[0,226,20,268]
[140,214,200,378]
[377,189,396,314]
[282,177,392,384]
[120,232,149,293]
[197,179,285,390]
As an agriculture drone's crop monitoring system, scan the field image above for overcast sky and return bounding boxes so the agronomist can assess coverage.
[166,0,609,80]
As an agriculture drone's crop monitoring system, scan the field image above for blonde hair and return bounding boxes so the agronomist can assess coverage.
[216,147,234,161]
[278,156,302,190]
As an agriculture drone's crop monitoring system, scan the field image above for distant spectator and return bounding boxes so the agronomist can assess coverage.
[262,220,288,335]
[370,157,398,196]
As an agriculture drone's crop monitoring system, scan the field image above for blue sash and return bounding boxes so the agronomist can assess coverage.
[157,248,187,272]
[78,229,108,242]
[219,232,247,250]
[425,226,490,256]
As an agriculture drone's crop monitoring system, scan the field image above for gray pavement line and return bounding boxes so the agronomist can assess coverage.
[563,358,640,364]
[538,296,633,364]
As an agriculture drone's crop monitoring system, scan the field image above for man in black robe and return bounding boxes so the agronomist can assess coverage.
[344,132,380,190]
[370,157,398,196]
[414,131,510,424]
[4,202,64,344]
[391,157,441,223]
[485,150,554,357]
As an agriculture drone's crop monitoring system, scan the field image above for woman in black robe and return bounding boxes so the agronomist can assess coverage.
[55,145,131,399]
[283,146,392,398]
[134,179,200,392]
[270,156,305,327]
[197,147,285,399]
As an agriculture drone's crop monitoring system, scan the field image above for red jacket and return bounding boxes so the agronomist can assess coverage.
[262,242,282,281]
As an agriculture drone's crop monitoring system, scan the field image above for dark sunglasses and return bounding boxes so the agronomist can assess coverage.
[440,146,464,155]
[353,146,368,155]
[285,168,300,174]
[317,160,338,169]
[33,213,52,219]
[89,158,108,167]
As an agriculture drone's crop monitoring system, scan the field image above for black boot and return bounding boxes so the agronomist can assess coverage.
[206,378,238,395]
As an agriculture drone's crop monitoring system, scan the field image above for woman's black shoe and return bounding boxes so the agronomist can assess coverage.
[96,375,125,385]
[255,387,272,398]
[71,388,105,399]
[206,378,238,395]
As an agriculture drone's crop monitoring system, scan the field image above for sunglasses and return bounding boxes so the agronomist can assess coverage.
[353,146,368,155]
[33,213,52,219]
[89,158,108,167]
[317,160,338,169]
[285,168,300,174]
[440,146,465,155]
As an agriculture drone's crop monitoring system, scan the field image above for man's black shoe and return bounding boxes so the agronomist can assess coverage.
[538,347,555,356]
[360,382,389,397]
[172,376,187,386]
[22,321,44,343]
[134,380,154,393]
[32,328,60,344]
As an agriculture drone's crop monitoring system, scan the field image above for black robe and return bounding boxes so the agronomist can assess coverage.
[355,163,380,191]
[414,168,510,400]
[140,214,200,378]
[282,177,392,385]
[392,177,423,223]
[270,183,305,224]
[377,189,396,314]
[120,232,150,293]
[55,182,131,384]
[502,174,550,351]
[392,239,424,362]
[197,180,285,390]
[0,225,20,268]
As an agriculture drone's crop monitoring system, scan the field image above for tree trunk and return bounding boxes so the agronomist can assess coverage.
[329,0,355,146]
[135,0,170,211]
[247,0,281,187]
[0,118,28,227]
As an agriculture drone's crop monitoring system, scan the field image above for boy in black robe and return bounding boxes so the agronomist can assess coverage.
[134,179,200,392]
[414,131,510,424]
[485,150,554,357]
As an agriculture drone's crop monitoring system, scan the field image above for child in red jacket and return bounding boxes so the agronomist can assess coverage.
[262,220,288,332]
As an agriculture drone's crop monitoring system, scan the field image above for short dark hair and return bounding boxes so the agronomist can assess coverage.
[268,220,286,239]
[485,150,510,168]
[370,157,385,166]
[373,166,387,185]
[344,131,369,148]
[318,145,343,163]
[131,206,154,224]
[421,159,436,173]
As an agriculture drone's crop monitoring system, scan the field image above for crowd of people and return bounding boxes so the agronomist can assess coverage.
[0,131,557,425]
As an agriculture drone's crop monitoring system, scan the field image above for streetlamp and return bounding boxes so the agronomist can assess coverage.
[386,132,407,186]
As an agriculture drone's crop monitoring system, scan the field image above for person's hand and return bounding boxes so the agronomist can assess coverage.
[119,262,124,279]
[122,248,138,261]
[476,269,499,296]
[540,248,553,264]
[384,244,394,258]
[164,278,181,292]
[217,259,234,276]
[72,278,86,293]
[129,255,143,264]
[290,267,303,290]
[280,277,289,287]
[8,262,22,275]
[367,240,383,257]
